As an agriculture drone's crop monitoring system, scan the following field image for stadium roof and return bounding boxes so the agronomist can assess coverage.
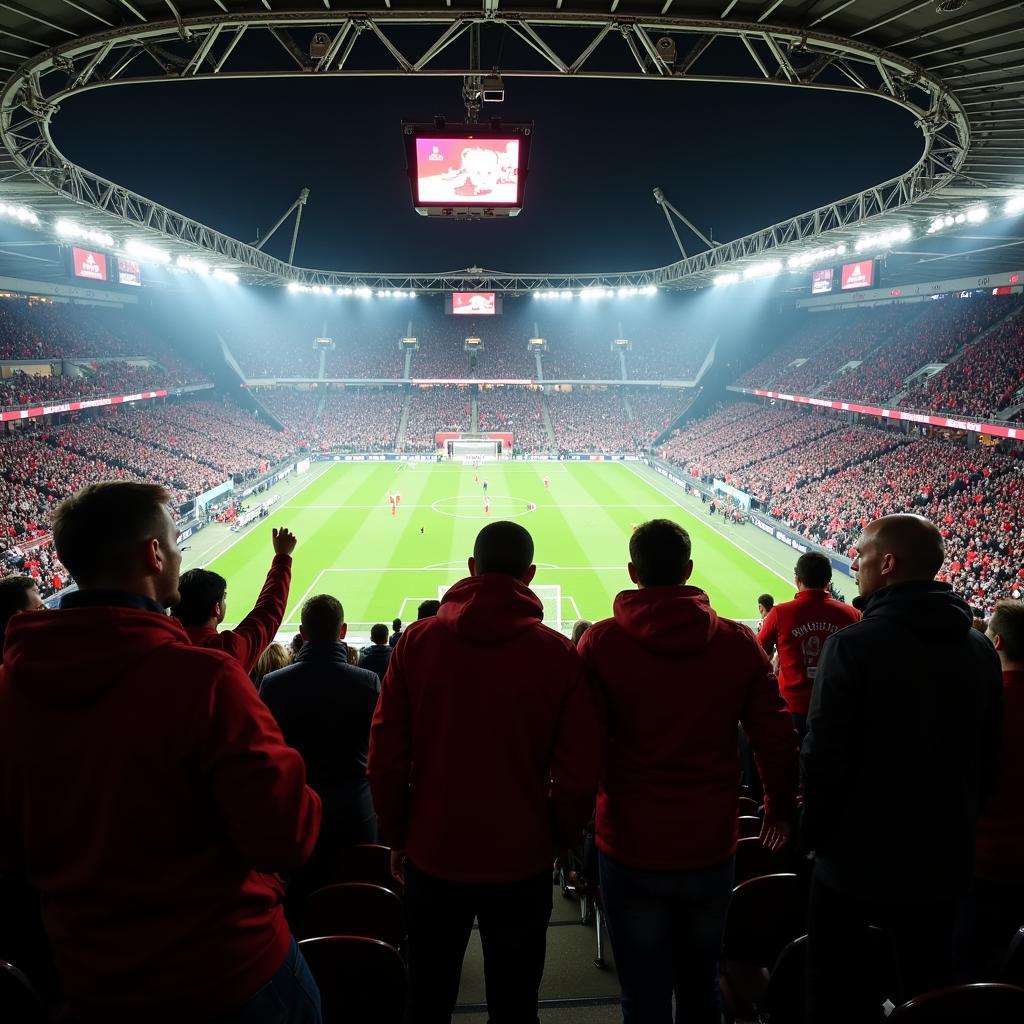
[0,1,1022,292]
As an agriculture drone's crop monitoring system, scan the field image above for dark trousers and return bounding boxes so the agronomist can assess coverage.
[404,862,552,1024]
[791,713,808,747]
[599,852,734,1024]
[805,875,955,1024]
[954,877,1024,982]
[220,937,322,1024]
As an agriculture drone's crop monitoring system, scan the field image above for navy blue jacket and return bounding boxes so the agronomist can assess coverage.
[358,643,392,681]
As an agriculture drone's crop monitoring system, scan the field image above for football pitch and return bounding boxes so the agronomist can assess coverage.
[206,461,789,636]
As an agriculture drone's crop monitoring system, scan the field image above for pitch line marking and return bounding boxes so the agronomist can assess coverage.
[285,502,675,510]
[283,568,327,626]
[621,462,793,589]
[307,566,630,573]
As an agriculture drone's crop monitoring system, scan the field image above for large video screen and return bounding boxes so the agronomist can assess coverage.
[72,246,108,282]
[450,292,496,316]
[811,268,834,295]
[841,259,875,291]
[117,256,141,287]
[414,138,520,205]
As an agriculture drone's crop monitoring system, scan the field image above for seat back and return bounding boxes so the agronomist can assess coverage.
[0,960,50,1024]
[738,816,762,840]
[760,934,806,1024]
[722,874,803,968]
[300,883,405,947]
[1002,927,1024,987]
[734,837,791,885]
[888,982,1024,1022]
[319,844,402,894]
[737,796,761,817]
[299,935,407,1024]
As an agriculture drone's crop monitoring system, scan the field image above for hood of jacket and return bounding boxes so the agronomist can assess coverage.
[295,640,352,666]
[2,607,191,707]
[435,574,544,644]
[612,585,720,656]
[854,580,973,637]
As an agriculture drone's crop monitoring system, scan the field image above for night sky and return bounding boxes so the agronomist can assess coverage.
[52,36,923,275]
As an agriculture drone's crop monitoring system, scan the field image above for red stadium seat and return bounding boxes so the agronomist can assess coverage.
[299,883,404,948]
[0,961,50,1024]
[733,836,791,885]
[737,796,761,817]
[738,815,762,839]
[318,844,402,895]
[299,936,407,1024]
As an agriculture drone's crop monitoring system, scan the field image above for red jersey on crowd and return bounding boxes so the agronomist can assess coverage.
[180,553,291,674]
[757,588,861,715]
[974,669,1024,882]
[0,605,321,1024]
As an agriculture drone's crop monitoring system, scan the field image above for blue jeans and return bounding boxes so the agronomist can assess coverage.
[599,852,734,1024]
[222,937,322,1024]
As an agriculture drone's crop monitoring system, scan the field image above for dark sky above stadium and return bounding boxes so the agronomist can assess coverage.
[54,62,921,275]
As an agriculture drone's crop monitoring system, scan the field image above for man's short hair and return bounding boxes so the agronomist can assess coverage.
[302,594,345,643]
[370,622,389,644]
[795,552,833,590]
[989,600,1024,662]
[51,481,173,586]
[629,519,692,587]
[392,617,402,631]
[417,599,441,620]
[0,575,38,643]
[758,593,775,612]
[172,569,227,627]
[473,521,534,578]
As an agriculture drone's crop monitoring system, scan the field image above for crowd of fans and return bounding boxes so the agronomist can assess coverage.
[625,327,712,381]
[628,387,695,446]
[402,386,472,451]
[901,306,1024,419]
[476,387,551,453]
[546,388,631,452]
[734,316,841,389]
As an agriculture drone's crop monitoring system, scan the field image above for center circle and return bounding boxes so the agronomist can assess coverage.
[431,494,533,519]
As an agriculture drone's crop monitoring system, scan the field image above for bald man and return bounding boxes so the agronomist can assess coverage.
[802,514,1003,1023]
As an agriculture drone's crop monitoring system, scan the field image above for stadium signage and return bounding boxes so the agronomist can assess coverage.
[728,387,1021,440]
[0,389,168,422]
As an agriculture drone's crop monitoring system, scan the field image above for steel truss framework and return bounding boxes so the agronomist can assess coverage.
[0,10,982,291]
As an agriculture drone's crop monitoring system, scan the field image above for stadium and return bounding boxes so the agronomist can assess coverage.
[1,1,1024,1023]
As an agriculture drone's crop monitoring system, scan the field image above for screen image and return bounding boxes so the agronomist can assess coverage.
[415,138,520,205]
[841,259,875,291]
[452,292,496,316]
[811,268,834,295]
[117,256,141,287]
[72,247,108,282]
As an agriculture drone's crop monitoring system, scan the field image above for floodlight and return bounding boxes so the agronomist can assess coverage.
[408,291,417,298]
[713,273,740,287]
[743,261,783,281]
[125,239,170,264]
[0,203,39,225]
[177,256,210,275]
[1006,194,1024,216]
[559,290,573,300]
[355,286,372,298]
[966,205,988,223]
[643,285,658,295]
[287,281,301,292]
[212,268,239,284]
[481,73,504,103]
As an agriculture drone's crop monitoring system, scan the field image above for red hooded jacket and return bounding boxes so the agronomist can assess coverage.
[578,586,800,871]
[368,574,600,883]
[182,553,291,674]
[757,589,861,715]
[0,605,321,1024]
[975,669,1024,882]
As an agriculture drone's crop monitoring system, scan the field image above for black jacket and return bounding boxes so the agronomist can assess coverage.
[358,643,392,681]
[802,581,1003,902]
[260,641,381,842]
[388,630,402,648]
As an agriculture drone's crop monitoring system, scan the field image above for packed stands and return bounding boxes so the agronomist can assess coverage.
[628,387,695,446]
[260,386,404,452]
[540,327,622,380]
[402,386,471,451]
[476,386,551,453]
[900,304,1024,419]
[625,328,712,381]
[0,361,196,410]
[546,388,631,452]
[734,315,839,389]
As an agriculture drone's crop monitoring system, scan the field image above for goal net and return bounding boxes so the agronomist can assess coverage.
[448,438,502,461]
[438,582,564,634]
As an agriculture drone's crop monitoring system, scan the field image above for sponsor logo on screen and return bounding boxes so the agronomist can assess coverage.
[117,256,141,287]
[452,292,496,315]
[73,247,108,282]
[811,268,834,295]
[841,260,874,291]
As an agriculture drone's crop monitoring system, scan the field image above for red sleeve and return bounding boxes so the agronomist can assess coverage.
[219,554,291,673]
[199,658,321,872]
[367,643,412,849]
[756,607,779,655]
[548,650,600,847]
[738,634,800,824]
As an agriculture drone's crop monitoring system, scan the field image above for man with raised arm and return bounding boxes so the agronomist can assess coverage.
[173,526,296,674]
[0,482,322,1024]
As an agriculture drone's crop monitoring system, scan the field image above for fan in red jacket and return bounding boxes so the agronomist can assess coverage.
[577,519,799,1023]
[0,483,322,1024]
[172,527,296,674]
[957,600,1024,979]
[368,520,599,1024]
[757,551,860,737]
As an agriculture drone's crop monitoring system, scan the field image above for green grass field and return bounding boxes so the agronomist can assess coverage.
[207,461,786,635]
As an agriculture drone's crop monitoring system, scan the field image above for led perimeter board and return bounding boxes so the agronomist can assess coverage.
[402,122,533,218]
